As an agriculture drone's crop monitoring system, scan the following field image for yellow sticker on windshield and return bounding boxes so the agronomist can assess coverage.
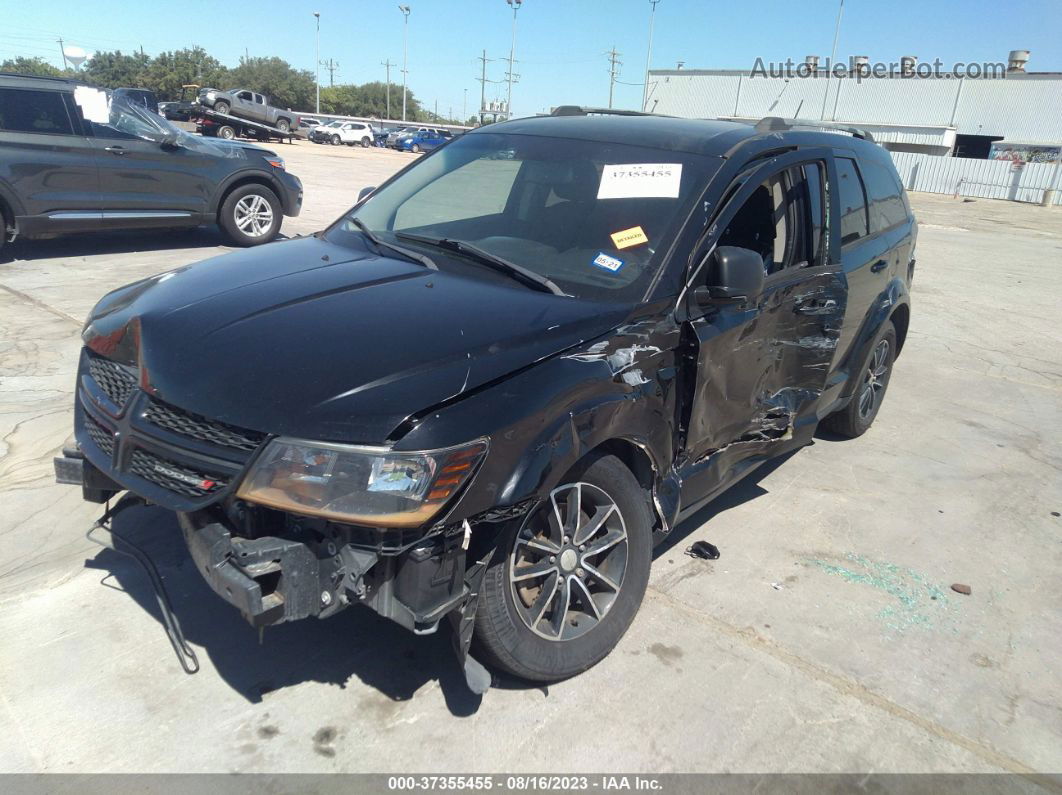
[611,226,649,250]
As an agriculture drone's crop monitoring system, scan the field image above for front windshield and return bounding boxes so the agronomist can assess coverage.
[328,131,720,303]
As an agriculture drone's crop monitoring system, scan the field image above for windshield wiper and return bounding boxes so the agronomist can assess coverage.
[350,218,437,270]
[394,233,566,296]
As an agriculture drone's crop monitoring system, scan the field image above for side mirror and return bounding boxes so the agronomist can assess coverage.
[357,186,376,202]
[160,132,181,150]
[701,246,765,302]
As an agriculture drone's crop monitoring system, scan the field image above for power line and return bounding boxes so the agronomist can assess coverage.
[320,58,339,87]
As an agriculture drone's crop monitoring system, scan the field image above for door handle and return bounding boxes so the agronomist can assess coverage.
[104,146,126,155]
[870,259,888,273]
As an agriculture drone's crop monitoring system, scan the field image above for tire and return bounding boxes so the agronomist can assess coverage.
[361,137,371,148]
[331,134,341,145]
[217,125,236,140]
[473,454,653,682]
[213,101,230,115]
[218,184,282,247]
[823,320,897,438]
[275,118,290,133]
[411,143,421,153]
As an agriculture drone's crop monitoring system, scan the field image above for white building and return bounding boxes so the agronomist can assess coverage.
[648,52,1062,163]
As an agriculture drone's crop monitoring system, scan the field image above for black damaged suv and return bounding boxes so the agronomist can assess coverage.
[57,108,915,689]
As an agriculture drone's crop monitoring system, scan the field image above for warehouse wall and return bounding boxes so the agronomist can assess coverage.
[890,151,1062,205]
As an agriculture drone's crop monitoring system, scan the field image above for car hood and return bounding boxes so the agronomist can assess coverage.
[83,236,630,444]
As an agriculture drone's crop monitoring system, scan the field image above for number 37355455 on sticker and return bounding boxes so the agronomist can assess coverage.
[597,163,682,199]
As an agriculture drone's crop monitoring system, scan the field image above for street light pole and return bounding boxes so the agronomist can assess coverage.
[313,12,320,115]
[642,0,660,112]
[506,0,522,119]
[821,0,844,119]
[399,5,410,121]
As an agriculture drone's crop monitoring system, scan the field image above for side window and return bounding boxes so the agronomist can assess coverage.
[716,163,824,275]
[237,91,253,101]
[0,88,74,135]
[860,159,908,233]
[835,157,868,245]
[255,95,265,105]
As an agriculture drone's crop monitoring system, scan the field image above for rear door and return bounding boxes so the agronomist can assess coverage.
[830,154,896,364]
[678,149,847,501]
[0,85,100,232]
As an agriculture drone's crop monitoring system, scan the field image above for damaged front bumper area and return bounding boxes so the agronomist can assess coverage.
[177,509,472,636]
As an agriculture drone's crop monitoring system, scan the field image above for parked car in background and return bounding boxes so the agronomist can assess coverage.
[197,88,298,133]
[310,120,375,147]
[394,127,451,153]
[55,107,914,692]
[384,126,414,146]
[0,73,302,253]
[159,84,200,122]
[113,87,160,115]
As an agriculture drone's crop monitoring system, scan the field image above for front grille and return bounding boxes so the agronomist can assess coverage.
[87,355,137,408]
[143,398,264,452]
[128,449,228,498]
[85,413,115,457]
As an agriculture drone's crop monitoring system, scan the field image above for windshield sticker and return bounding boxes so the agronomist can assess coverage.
[597,163,682,200]
[610,225,649,250]
[592,252,625,272]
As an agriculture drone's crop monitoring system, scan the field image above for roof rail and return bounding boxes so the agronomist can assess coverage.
[754,116,875,142]
[550,105,663,117]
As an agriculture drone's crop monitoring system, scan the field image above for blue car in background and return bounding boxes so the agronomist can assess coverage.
[394,127,453,153]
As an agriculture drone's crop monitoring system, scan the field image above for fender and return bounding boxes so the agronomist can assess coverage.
[0,178,27,236]
[206,168,286,216]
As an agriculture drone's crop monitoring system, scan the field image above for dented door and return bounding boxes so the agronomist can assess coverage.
[680,150,846,468]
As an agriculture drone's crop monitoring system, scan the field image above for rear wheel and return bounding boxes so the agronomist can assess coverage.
[213,101,230,115]
[823,321,897,438]
[473,454,652,682]
[219,184,282,246]
[275,118,290,133]
[217,125,236,140]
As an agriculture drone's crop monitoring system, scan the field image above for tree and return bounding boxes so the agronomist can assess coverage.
[81,50,151,89]
[226,56,315,110]
[319,81,423,118]
[1,57,70,77]
[144,47,228,100]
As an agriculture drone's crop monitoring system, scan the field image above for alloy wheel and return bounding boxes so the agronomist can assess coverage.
[233,194,275,238]
[858,339,891,419]
[509,482,629,641]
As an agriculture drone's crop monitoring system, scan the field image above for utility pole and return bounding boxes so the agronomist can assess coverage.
[642,0,660,112]
[399,5,410,121]
[382,59,393,119]
[463,88,467,121]
[821,0,844,119]
[57,38,66,70]
[434,99,438,121]
[321,58,339,87]
[505,0,522,119]
[476,50,497,125]
[313,12,321,114]
[607,46,622,109]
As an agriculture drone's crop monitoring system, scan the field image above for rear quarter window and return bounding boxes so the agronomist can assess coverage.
[0,88,75,136]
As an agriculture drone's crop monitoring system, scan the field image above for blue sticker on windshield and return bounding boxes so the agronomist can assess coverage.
[592,251,624,272]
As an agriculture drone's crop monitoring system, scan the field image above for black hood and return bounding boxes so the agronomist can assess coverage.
[83,236,629,443]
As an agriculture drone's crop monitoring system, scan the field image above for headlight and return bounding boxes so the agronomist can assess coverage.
[206,91,216,99]
[236,438,488,528]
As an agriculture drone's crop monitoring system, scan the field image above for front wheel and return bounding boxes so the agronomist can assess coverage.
[823,320,897,438]
[219,184,282,246]
[410,143,421,153]
[473,454,652,682]
[213,101,230,115]
[331,134,341,145]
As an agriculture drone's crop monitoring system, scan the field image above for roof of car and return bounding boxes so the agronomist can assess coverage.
[0,72,78,89]
[475,114,757,157]
[472,113,884,159]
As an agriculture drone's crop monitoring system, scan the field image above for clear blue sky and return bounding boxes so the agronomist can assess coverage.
[4,0,1061,117]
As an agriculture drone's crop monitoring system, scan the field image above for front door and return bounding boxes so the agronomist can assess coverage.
[677,149,847,508]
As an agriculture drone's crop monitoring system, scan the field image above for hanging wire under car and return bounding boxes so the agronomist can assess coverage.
[86,494,200,674]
